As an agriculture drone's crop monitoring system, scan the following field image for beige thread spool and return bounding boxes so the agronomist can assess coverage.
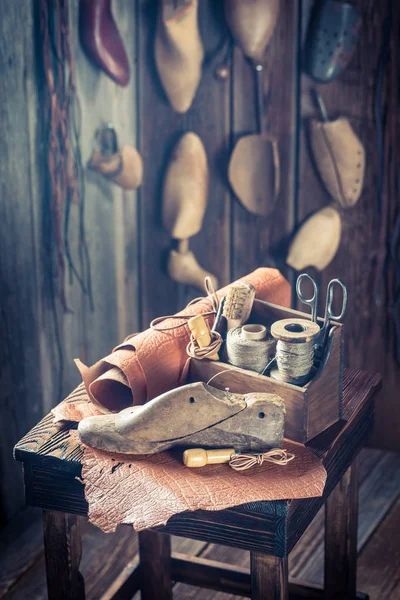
[226,324,276,373]
[188,315,219,360]
[270,318,320,385]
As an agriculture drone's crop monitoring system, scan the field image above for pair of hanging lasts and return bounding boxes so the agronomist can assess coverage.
[80,0,203,103]
[157,0,281,219]
[162,132,218,291]
[226,0,280,218]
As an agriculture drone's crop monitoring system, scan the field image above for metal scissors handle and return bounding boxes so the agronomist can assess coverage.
[296,273,319,323]
[321,278,348,334]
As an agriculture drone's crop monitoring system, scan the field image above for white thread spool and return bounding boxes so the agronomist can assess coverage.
[226,325,276,373]
[270,318,320,385]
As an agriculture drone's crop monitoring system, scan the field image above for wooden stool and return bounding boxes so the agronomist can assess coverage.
[14,369,381,600]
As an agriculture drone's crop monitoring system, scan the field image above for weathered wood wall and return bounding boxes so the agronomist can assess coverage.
[0,0,398,525]
[0,0,140,525]
[296,0,400,449]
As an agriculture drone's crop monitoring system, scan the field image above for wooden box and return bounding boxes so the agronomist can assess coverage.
[188,299,344,444]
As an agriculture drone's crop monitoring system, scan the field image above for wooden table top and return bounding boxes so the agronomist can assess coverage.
[14,369,381,555]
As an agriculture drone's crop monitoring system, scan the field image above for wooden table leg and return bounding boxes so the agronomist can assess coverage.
[324,456,360,600]
[42,510,85,600]
[251,552,289,600]
[139,530,173,600]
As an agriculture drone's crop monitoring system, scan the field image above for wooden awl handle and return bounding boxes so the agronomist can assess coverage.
[183,448,235,467]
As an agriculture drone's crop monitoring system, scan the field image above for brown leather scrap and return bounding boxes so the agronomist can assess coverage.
[53,268,291,422]
[71,431,326,533]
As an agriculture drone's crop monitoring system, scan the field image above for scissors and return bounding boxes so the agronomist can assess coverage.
[296,273,348,351]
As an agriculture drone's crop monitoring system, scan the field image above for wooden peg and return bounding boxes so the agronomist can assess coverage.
[89,145,143,190]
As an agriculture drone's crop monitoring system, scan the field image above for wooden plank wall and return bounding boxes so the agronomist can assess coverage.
[0,0,44,527]
[0,0,398,525]
[137,0,232,324]
[296,0,400,449]
[0,0,140,525]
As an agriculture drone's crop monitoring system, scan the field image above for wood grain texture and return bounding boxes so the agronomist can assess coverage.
[5,454,398,600]
[0,0,140,524]
[0,0,44,526]
[173,546,369,600]
[286,373,380,553]
[14,369,380,465]
[190,299,343,443]
[139,530,172,600]
[231,0,300,280]
[14,370,380,560]
[42,510,85,600]
[0,507,42,599]
[297,0,399,451]
[251,553,288,600]
[356,497,400,600]
[137,0,231,327]
[324,458,359,600]
[289,448,400,583]
[0,510,205,600]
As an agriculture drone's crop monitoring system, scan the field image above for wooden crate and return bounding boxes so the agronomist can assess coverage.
[188,299,344,444]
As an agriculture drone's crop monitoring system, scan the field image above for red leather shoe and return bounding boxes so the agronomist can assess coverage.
[79,0,130,86]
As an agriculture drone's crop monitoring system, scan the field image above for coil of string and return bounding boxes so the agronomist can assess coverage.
[226,326,276,374]
[270,319,320,385]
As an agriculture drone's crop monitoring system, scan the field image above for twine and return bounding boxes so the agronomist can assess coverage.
[206,369,234,386]
[149,276,219,332]
[229,448,295,471]
[275,339,315,380]
[226,326,276,374]
[270,318,320,384]
[186,331,223,360]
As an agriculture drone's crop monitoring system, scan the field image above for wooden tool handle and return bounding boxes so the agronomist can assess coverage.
[183,448,235,467]
[188,315,219,360]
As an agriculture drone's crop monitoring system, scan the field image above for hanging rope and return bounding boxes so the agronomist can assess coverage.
[40,0,94,401]
[40,0,93,310]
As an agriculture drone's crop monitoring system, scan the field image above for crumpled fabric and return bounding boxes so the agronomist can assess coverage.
[53,268,291,422]
[71,431,326,533]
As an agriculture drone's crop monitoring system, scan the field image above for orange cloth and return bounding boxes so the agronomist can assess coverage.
[53,268,290,422]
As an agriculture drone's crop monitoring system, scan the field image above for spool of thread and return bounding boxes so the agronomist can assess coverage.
[226,325,276,373]
[270,318,320,385]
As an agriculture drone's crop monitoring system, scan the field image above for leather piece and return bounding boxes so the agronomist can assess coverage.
[53,268,291,422]
[71,430,326,533]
